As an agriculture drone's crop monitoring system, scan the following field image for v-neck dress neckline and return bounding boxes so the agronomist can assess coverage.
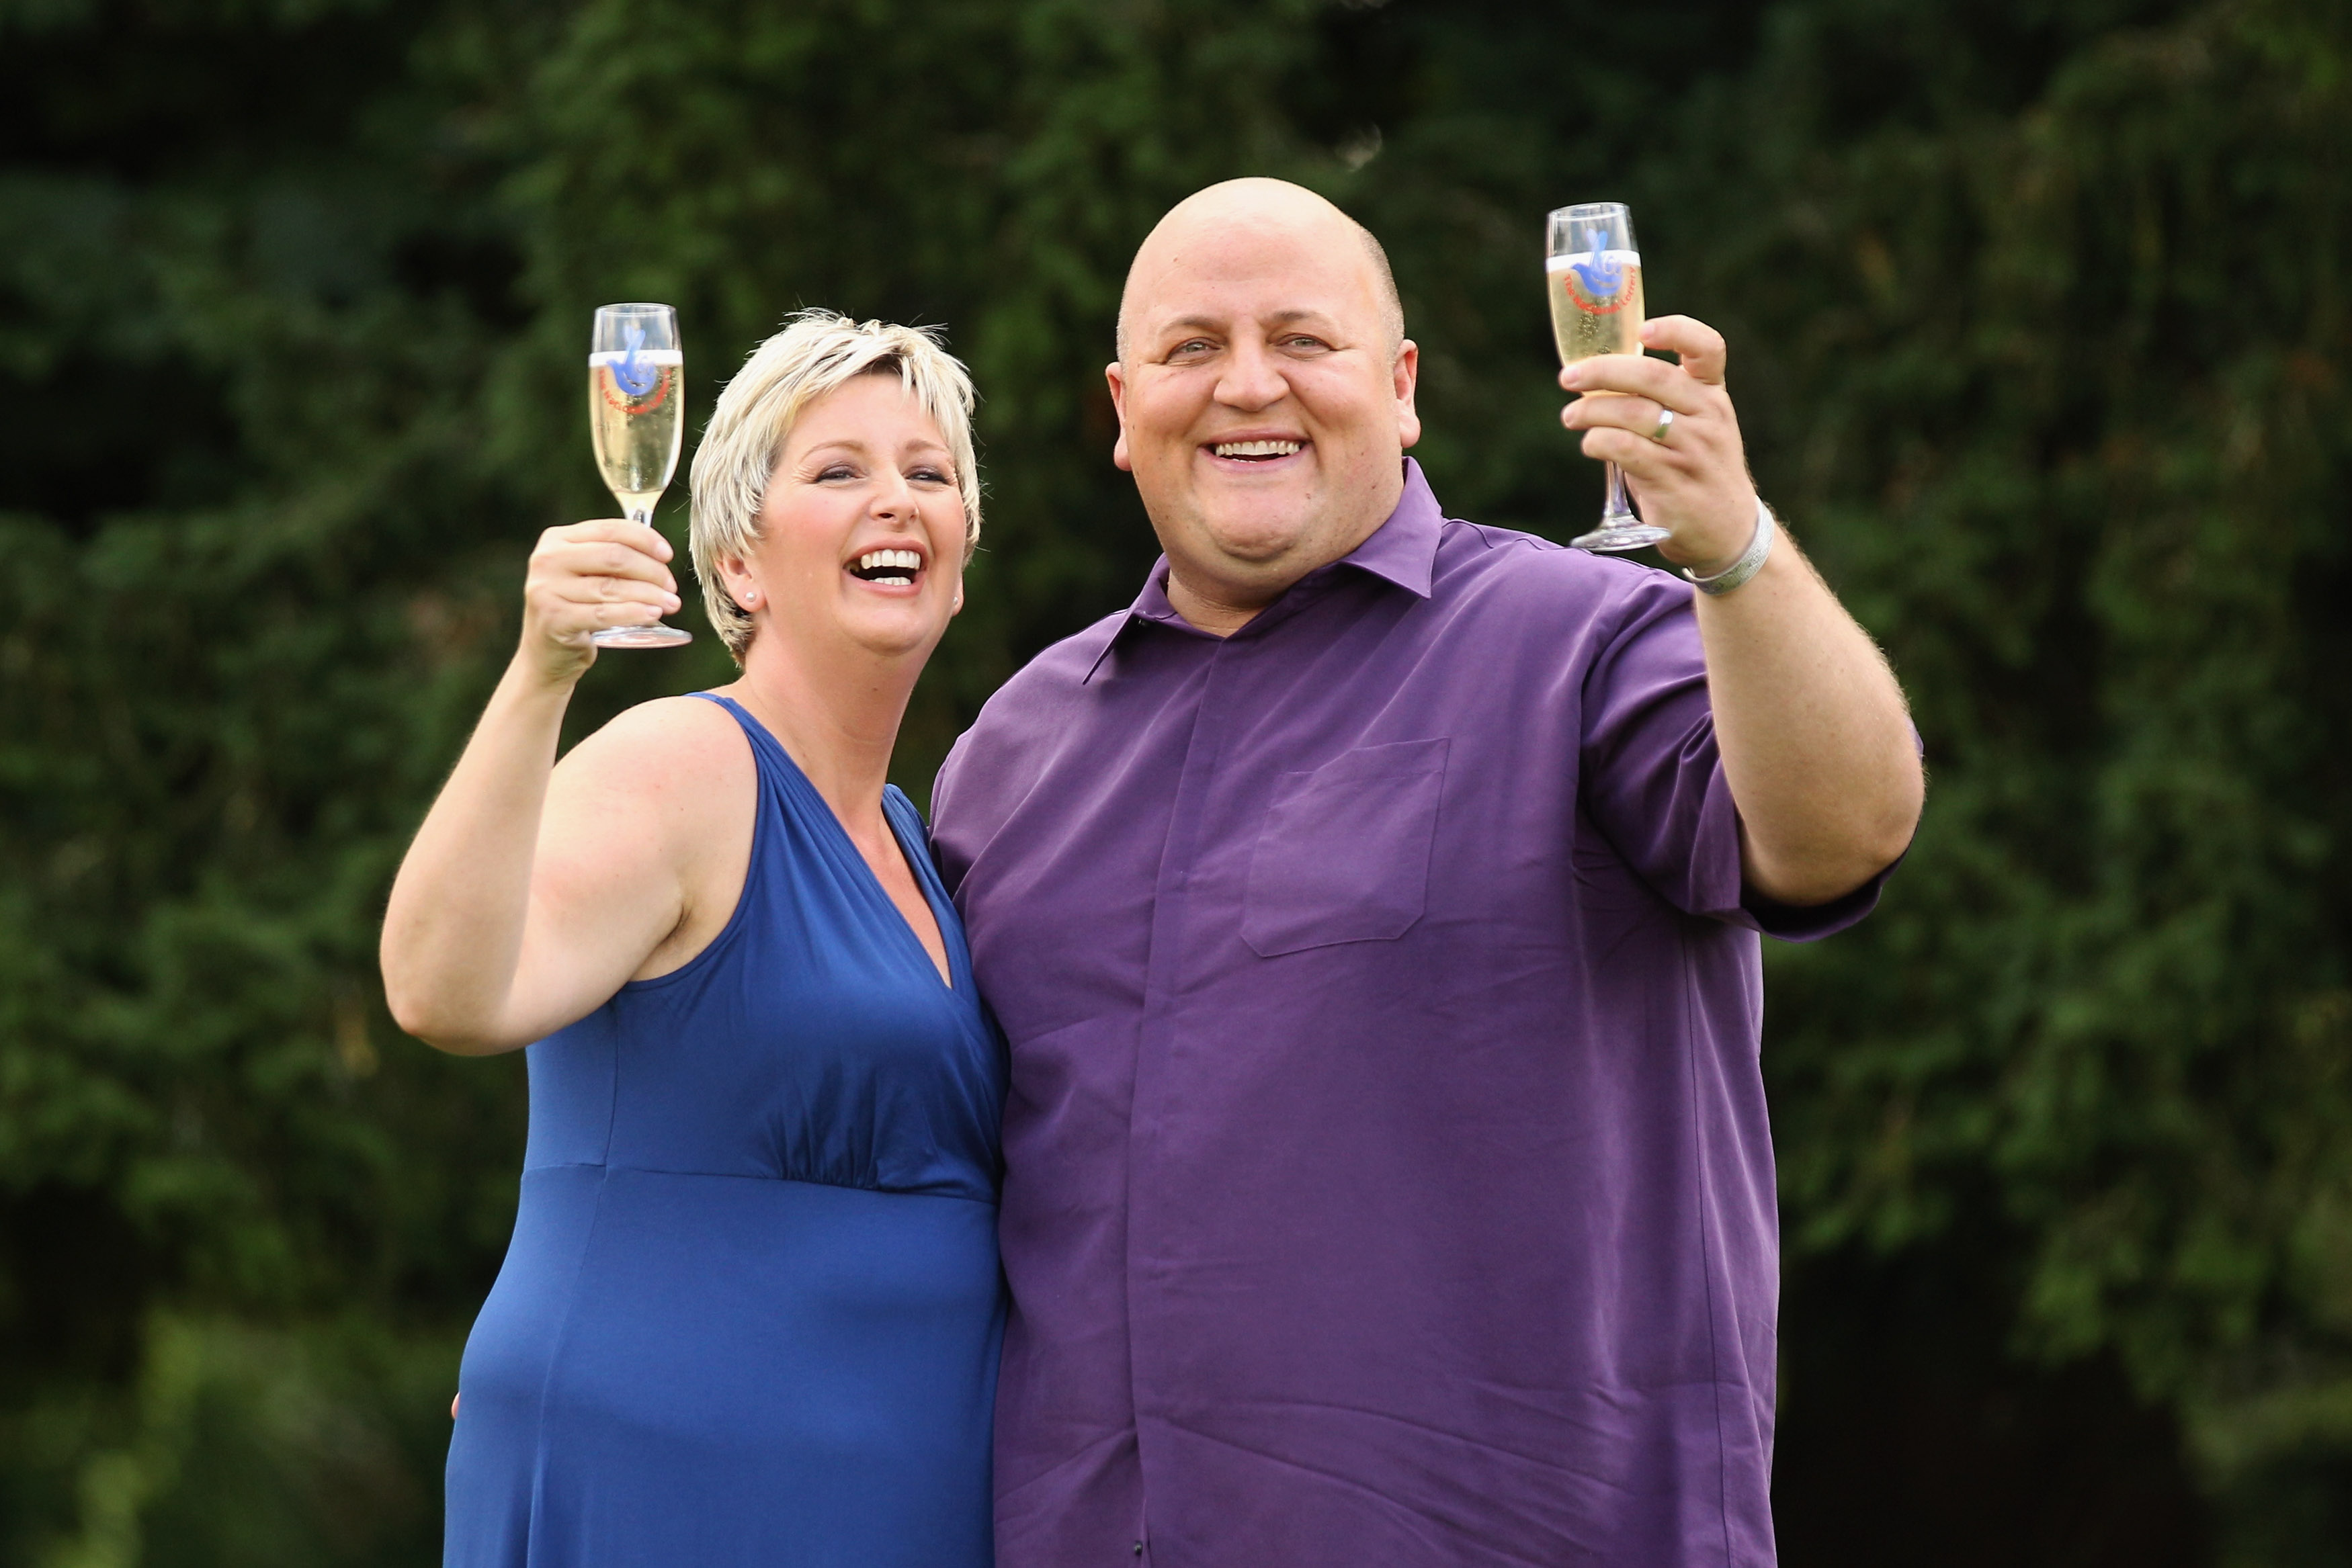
[700,693,966,995]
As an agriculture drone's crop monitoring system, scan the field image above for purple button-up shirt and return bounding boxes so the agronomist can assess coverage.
[931,461,1886,1568]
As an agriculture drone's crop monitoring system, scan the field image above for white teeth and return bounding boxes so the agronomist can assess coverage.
[853,549,923,574]
[1213,439,1302,459]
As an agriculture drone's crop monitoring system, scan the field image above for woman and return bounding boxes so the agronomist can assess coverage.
[380,312,1003,1567]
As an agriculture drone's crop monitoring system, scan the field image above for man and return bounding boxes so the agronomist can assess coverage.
[931,178,1923,1567]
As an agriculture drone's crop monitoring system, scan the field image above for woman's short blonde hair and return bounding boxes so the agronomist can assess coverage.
[689,310,982,661]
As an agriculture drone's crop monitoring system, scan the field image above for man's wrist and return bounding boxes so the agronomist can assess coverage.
[1682,498,1775,597]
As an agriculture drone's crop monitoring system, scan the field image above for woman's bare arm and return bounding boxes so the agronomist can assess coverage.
[379,519,693,1054]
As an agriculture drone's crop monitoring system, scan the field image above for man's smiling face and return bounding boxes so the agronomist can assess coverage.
[1109,180,1421,629]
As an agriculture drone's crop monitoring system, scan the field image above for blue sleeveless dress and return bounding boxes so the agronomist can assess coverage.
[445,694,1005,1568]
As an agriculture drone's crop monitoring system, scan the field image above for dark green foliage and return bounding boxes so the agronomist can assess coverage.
[2,0,2346,1561]
[1743,0,2352,1506]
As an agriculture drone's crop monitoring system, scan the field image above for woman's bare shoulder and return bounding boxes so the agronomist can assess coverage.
[550,693,753,824]
[572,691,746,751]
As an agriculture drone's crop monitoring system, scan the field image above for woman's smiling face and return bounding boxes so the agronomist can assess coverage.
[724,371,967,666]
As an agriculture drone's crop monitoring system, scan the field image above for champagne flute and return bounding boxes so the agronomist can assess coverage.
[1547,203,1668,552]
[586,302,693,647]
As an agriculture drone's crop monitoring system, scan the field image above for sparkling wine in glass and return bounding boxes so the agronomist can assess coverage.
[1547,203,1667,552]
[587,302,692,648]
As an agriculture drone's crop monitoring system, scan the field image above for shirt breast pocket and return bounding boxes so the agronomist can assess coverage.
[1241,738,1450,958]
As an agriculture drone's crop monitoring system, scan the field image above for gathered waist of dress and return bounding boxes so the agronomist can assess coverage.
[518,1157,999,1205]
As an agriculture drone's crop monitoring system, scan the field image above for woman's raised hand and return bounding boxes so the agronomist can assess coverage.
[521,519,685,682]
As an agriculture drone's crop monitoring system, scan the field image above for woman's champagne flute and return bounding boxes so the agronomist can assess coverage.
[587,302,694,647]
[1547,204,1668,552]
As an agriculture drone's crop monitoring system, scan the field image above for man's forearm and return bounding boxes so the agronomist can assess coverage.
[1553,313,1923,902]
[1693,529,1923,906]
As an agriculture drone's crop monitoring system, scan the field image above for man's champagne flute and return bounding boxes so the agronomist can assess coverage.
[587,302,693,647]
[1547,204,1668,552]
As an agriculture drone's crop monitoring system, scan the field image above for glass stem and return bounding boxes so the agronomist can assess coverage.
[1601,461,1634,523]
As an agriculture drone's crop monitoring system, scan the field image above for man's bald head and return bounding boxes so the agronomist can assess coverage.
[1116,178,1404,365]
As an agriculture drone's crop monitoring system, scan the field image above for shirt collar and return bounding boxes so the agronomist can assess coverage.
[1084,458,1444,683]
[1332,456,1443,599]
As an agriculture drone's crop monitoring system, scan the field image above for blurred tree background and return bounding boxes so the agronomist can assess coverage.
[1,0,2347,1561]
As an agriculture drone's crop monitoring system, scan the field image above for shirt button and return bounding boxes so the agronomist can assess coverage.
[1132,1542,1145,1557]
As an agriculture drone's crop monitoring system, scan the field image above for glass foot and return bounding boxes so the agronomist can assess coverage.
[589,623,694,649]
[1570,517,1671,552]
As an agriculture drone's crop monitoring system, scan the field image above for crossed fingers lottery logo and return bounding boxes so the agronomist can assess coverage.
[595,324,673,413]
[1560,222,1636,315]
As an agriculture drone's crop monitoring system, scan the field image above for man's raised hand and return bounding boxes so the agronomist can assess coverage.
[1558,315,1758,574]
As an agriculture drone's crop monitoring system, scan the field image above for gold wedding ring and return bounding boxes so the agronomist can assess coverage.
[1649,408,1676,443]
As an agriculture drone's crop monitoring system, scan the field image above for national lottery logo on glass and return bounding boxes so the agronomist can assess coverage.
[1546,202,1667,552]
[1554,240,1635,318]
[596,323,676,413]
[585,302,694,648]
[1546,213,1644,374]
